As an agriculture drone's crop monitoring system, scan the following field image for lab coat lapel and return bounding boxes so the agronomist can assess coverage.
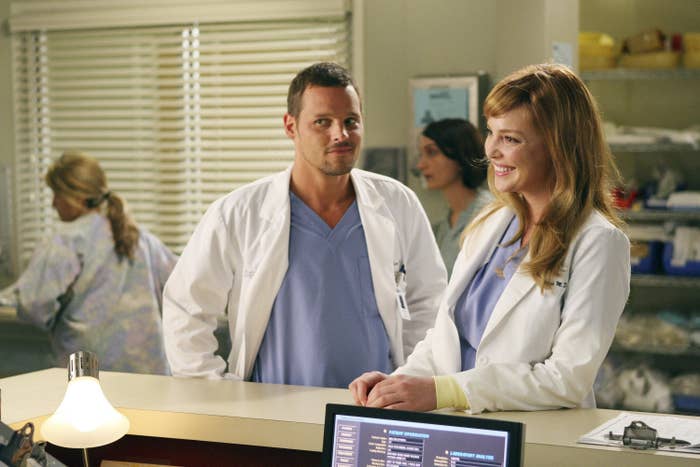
[445,209,514,315]
[480,248,536,346]
[352,171,401,361]
[241,168,291,377]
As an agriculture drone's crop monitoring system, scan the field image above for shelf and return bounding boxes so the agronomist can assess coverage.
[631,274,700,288]
[581,68,700,80]
[622,210,700,222]
[610,343,700,357]
[609,142,700,153]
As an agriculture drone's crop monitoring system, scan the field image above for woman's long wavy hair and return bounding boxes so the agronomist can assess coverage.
[477,63,623,290]
[45,150,139,261]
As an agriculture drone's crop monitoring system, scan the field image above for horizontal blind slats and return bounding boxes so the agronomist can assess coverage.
[13,16,350,259]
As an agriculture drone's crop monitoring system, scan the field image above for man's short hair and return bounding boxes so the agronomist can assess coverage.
[287,62,360,118]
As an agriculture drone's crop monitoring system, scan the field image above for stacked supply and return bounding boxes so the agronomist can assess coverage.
[626,224,670,274]
[579,32,618,70]
[620,29,680,69]
[683,33,700,69]
[663,226,700,276]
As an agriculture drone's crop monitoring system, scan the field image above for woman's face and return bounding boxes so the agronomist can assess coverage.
[416,135,462,191]
[484,105,554,212]
[52,192,87,222]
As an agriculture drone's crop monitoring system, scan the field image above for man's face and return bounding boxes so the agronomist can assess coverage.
[284,85,363,177]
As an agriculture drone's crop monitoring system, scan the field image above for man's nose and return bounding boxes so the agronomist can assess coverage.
[331,122,349,141]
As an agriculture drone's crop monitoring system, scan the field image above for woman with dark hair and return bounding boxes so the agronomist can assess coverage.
[0,151,176,374]
[416,119,492,275]
[351,64,631,413]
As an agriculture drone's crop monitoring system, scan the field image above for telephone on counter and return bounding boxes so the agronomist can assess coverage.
[0,420,66,467]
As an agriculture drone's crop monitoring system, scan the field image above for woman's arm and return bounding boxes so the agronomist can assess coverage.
[13,237,82,330]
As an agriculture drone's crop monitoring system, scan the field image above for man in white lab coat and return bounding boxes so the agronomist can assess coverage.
[162,62,447,387]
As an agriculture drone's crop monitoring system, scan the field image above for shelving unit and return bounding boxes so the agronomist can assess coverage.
[581,68,700,80]
[581,0,700,414]
[630,273,700,288]
[622,210,700,223]
[609,142,700,153]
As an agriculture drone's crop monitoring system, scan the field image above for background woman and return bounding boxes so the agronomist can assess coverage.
[0,151,176,374]
[416,119,491,275]
[350,64,631,413]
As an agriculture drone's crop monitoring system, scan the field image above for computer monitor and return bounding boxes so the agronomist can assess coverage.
[321,404,524,467]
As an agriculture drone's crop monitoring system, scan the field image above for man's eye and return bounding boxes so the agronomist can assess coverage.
[345,118,359,128]
[315,119,330,126]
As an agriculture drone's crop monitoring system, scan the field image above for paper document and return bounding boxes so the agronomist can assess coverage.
[578,412,700,454]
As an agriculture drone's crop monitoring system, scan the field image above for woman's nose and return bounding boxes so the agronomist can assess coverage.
[415,155,427,170]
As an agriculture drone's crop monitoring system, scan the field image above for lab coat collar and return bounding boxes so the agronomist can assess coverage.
[259,165,293,222]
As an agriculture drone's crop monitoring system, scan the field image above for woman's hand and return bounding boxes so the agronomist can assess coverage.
[349,371,389,406]
[365,375,437,412]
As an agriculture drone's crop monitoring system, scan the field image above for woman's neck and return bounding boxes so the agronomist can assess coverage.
[442,182,476,228]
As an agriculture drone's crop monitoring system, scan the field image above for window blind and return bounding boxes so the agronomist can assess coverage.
[12,13,351,261]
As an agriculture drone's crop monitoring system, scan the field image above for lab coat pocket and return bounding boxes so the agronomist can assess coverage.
[357,256,381,318]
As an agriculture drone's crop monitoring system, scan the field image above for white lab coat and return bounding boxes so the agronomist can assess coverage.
[163,166,447,380]
[396,207,631,413]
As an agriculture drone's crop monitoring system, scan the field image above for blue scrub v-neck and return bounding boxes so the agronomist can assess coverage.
[251,192,393,387]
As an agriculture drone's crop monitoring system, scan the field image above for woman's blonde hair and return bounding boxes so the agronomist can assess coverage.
[477,63,623,290]
[45,150,139,260]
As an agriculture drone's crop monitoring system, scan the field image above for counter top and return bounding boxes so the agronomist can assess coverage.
[1,369,697,466]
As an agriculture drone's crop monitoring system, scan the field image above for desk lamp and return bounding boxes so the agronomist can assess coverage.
[41,351,129,467]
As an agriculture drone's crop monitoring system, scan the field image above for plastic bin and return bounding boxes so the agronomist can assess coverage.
[672,394,700,414]
[631,240,663,274]
[662,242,700,276]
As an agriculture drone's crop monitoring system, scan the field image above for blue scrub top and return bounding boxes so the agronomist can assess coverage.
[252,192,393,387]
[454,215,526,370]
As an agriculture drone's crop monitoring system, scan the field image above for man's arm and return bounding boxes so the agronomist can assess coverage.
[162,203,237,379]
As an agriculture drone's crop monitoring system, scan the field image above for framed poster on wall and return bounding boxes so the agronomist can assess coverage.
[408,73,489,175]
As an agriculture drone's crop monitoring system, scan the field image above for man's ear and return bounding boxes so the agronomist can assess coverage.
[283,113,296,139]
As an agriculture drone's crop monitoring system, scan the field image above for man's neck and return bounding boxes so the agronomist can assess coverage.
[290,166,356,228]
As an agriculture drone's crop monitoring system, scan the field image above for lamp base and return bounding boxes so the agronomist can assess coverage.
[82,447,90,467]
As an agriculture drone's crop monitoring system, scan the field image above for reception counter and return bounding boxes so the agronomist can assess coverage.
[1,369,697,466]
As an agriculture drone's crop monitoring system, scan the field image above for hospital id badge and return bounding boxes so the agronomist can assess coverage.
[396,288,410,320]
[395,263,410,320]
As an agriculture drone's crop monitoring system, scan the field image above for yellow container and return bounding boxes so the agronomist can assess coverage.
[682,52,700,69]
[620,51,680,69]
[579,32,618,70]
[684,33,700,52]
[580,55,617,70]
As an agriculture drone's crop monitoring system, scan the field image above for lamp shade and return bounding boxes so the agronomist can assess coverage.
[41,352,129,448]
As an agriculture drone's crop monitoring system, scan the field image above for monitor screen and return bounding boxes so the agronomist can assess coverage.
[321,404,524,467]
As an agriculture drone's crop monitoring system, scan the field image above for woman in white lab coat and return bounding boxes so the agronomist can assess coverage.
[0,151,176,374]
[350,63,631,414]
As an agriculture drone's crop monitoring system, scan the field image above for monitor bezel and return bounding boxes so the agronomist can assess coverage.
[321,403,524,467]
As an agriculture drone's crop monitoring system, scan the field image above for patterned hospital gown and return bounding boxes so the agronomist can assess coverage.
[0,212,176,374]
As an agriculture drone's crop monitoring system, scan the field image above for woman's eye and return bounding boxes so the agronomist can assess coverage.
[504,135,519,144]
